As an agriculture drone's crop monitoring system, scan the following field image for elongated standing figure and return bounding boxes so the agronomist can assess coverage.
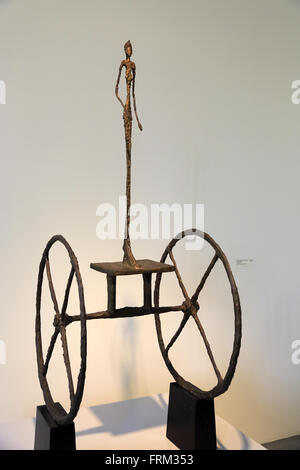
[115,40,143,267]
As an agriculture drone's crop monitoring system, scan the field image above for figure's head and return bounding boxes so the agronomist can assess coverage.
[124,40,132,58]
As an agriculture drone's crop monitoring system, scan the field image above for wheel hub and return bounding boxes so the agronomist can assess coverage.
[182,299,199,317]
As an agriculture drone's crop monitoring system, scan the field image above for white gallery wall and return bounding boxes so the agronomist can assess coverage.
[0,0,300,444]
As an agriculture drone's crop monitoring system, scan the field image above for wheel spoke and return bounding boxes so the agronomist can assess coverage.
[43,327,60,376]
[168,249,190,302]
[191,253,219,303]
[60,326,75,402]
[193,313,223,384]
[61,267,75,316]
[166,312,190,354]
[45,257,60,316]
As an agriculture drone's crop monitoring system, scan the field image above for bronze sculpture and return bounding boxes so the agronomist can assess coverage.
[115,40,142,267]
[35,41,242,427]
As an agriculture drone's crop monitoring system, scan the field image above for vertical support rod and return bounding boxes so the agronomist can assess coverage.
[143,273,152,311]
[107,275,116,313]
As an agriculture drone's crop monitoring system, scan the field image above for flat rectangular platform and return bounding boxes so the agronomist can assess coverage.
[90,259,175,276]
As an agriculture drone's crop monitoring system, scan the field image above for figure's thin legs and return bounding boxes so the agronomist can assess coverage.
[123,108,138,266]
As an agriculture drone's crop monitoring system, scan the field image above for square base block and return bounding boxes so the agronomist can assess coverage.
[34,403,76,450]
[166,382,216,450]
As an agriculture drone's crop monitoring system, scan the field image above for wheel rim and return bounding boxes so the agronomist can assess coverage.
[154,229,242,399]
[35,235,87,425]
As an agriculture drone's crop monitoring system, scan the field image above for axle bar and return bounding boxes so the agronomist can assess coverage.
[65,305,183,323]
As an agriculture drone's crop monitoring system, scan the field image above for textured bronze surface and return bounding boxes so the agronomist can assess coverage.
[35,42,242,427]
[65,305,183,322]
[90,259,175,276]
[154,229,242,400]
[115,40,142,267]
[36,235,87,426]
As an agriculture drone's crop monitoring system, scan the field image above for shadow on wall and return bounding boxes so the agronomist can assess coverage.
[119,317,137,399]
[76,394,168,437]
[75,392,253,450]
[29,394,254,450]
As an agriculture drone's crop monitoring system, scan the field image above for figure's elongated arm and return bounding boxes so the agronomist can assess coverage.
[115,62,125,108]
[132,68,143,131]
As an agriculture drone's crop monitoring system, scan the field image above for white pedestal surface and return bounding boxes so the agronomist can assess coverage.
[0,393,265,450]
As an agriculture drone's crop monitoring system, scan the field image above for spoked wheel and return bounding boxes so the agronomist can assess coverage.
[35,235,87,425]
[154,229,242,399]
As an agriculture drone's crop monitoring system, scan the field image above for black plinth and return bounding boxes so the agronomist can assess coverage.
[34,403,76,450]
[166,382,217,450]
